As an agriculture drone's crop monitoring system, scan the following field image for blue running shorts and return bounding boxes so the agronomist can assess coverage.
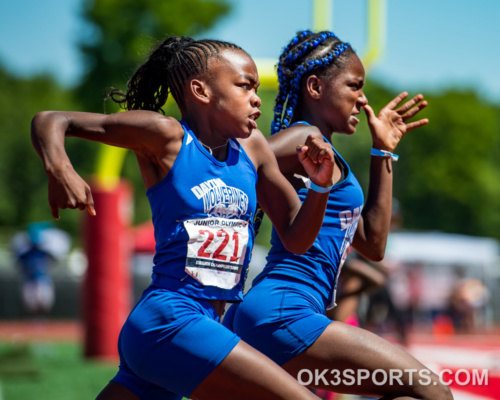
[223,275,331,366]
[111,287,240,399]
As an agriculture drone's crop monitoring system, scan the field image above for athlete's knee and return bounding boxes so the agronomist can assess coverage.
[414,371,454,400]
[427,380,454,400]
[95,382,140,400]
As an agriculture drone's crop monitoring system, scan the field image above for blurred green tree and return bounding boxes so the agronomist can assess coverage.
[395,90,500,238]
[0,66,84,237]
[332,85,500,240]
[76,0,231,112]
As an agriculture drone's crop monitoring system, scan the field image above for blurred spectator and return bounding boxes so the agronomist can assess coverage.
[449,268,489,333]
[10,221,70,318]
[359,258,411,346]
[328,251,386,326]
[320,253,387,400]
[360,199,411,345]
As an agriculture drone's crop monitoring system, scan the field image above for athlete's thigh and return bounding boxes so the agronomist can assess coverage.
[232,277,330,366]
[191,340,320,400]
[118,289,240,398]
[282,321,449,398]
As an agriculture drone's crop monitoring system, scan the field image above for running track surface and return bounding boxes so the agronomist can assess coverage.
[407,333,500,400]
[1,321,499,399]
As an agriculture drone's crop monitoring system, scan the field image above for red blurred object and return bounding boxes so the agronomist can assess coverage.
[132,221,156,253]
[82,180,133,360]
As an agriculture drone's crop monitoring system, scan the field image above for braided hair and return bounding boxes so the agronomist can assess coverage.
[271,30,354,134]
[108,36,244,113]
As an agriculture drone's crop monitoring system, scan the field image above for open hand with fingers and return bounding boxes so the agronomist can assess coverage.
[47,168,95,220]
[296,134,335,189]
[363,92,428,152]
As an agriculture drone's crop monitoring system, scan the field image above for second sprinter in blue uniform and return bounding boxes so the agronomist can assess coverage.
[224,31,453,400]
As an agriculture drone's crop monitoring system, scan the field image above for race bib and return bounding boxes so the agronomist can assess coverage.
[183,218,250,290]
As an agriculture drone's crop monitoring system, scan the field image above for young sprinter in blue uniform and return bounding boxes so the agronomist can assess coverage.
[31,36,335,400]
[224,31,454,400]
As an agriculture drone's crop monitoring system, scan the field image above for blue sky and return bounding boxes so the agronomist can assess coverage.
[1,0,500,103]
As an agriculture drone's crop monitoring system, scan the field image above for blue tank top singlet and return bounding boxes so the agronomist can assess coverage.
[146,120,258,302]
[255,122,364,308]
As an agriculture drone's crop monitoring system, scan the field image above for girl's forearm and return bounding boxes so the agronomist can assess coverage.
[280,189,330,255]
[359,156,393,259]
[31,111,73,174]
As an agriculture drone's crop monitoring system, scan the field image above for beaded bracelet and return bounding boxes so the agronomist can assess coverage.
[371,147,399,161]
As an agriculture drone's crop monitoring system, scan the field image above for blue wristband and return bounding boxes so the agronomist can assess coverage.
[371,147,399,161]
[309,180,333,193]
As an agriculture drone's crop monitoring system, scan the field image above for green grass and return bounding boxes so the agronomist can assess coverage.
[0,341,121,400]
[0,341,191,399]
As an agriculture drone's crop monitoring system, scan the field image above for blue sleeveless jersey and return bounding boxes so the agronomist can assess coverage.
[254,141,364,307]
[146,121,258,301]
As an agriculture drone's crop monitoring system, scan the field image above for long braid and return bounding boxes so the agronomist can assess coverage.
[271,31,353,134]
[271,30,313,134]
[108,36,243,113]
